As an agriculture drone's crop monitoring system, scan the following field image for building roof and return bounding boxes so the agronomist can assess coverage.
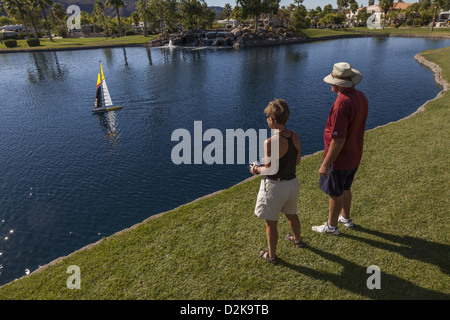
[392,2,414,10]
[365,3,413,12]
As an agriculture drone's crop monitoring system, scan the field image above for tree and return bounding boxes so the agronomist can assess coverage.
[50,2,67,38]
[24,0,40,39]
[379,0,394,29]
[149,0,177,35]
[136,0,151,36]
[431,0,446,30]
[350,0,359,14]
[236,0,279,33]
[223,3,232,20]
[93,0,106,29]
[231,4,244,25]
[200,4,216,29]
[337,0,349,13]
[356,7,371,25]
[130,11,139,26]
[322,4,334,16]
[179,0,203,30]
[36,0,53,41]
[266,0,280,27]
[293,0,303,7]
[105,0,124,36]
[1,0,32,38]
[290,4,308,31]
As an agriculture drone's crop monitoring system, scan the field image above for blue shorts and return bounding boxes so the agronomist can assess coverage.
[319,165,358,197]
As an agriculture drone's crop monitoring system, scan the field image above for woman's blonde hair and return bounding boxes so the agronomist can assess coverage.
[264,99,290,125]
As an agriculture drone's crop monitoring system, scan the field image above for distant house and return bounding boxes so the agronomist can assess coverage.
[0,25,24,38]
[366,2,413,13]
[439,11,450,22]
[216,19,238,28]
[366,4,381,13]
[361,2,414,26]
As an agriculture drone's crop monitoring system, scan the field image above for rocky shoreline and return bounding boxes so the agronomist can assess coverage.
[147,26,308,48]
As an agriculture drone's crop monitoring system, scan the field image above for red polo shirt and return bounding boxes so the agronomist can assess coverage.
[323,88,369,170]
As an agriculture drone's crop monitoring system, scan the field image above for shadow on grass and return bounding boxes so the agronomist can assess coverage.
[280,229,449,299]
[346,225,449,276]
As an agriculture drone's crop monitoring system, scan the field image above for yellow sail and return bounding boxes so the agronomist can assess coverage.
[100,62,105,82]
[96,73,101,87]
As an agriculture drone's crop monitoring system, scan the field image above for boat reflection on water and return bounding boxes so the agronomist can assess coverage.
[96,111,122,155]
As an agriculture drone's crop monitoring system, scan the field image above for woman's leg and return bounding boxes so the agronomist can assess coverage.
[265,220,278,258]
[285,213,301,241]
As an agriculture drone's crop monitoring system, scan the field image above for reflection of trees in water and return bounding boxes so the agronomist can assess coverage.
[102,47,130,68]
[26,52,67,83]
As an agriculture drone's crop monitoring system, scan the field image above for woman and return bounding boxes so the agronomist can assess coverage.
[250,99,303,265]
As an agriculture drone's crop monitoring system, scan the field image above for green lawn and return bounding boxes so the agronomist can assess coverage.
[0,45,448,300]
[299,26,450,38]
[0,35,155,51]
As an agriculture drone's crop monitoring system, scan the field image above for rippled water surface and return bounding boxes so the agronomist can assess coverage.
[0,37,448,285]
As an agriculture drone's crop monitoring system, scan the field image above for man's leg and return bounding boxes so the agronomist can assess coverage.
[341,189,352,220]
[328,195,343,227]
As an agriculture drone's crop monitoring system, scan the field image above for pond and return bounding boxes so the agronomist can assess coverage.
[0,36,448,285]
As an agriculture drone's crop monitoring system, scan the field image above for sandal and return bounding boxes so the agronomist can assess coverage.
[284,234,304,248]
[258,250,279,265]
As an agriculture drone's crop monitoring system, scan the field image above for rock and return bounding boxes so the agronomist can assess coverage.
[233,30,243,37]
[181,33,196,44]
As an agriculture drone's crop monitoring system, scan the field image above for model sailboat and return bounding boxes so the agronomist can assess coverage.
[92,61,123,113]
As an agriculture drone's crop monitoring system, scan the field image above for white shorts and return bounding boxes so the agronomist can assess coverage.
[254,176,299,221]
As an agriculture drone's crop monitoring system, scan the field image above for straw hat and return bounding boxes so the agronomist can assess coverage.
[323,62,362,88]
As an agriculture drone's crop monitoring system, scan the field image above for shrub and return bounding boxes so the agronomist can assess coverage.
[26,38,40,47]
[4,39,17,48]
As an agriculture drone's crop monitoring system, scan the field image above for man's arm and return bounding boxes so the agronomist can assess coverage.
[319,138,346,177]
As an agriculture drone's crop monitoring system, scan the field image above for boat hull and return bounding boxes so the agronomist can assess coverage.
[91,106,123,113]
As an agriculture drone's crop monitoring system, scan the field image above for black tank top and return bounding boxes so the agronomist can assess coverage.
[268,131,298,180]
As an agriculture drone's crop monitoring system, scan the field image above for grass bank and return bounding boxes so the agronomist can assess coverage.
[298,26,450,39]
[0,35,155,52]
[0,46,449,300]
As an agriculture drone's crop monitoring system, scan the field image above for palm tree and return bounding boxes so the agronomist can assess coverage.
[93,0,108,35]
[105,0,124,36]
[294,0,303,8]
[135,0,150,37]
[379,0,393,30]
[36,0,53,41]
[337,0,349,13]
[223,3,232,20]
[431,0,445,31]
[51,2,66,27]
[24,0,40,38]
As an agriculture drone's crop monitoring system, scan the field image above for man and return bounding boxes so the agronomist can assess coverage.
[312,62,368,235]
